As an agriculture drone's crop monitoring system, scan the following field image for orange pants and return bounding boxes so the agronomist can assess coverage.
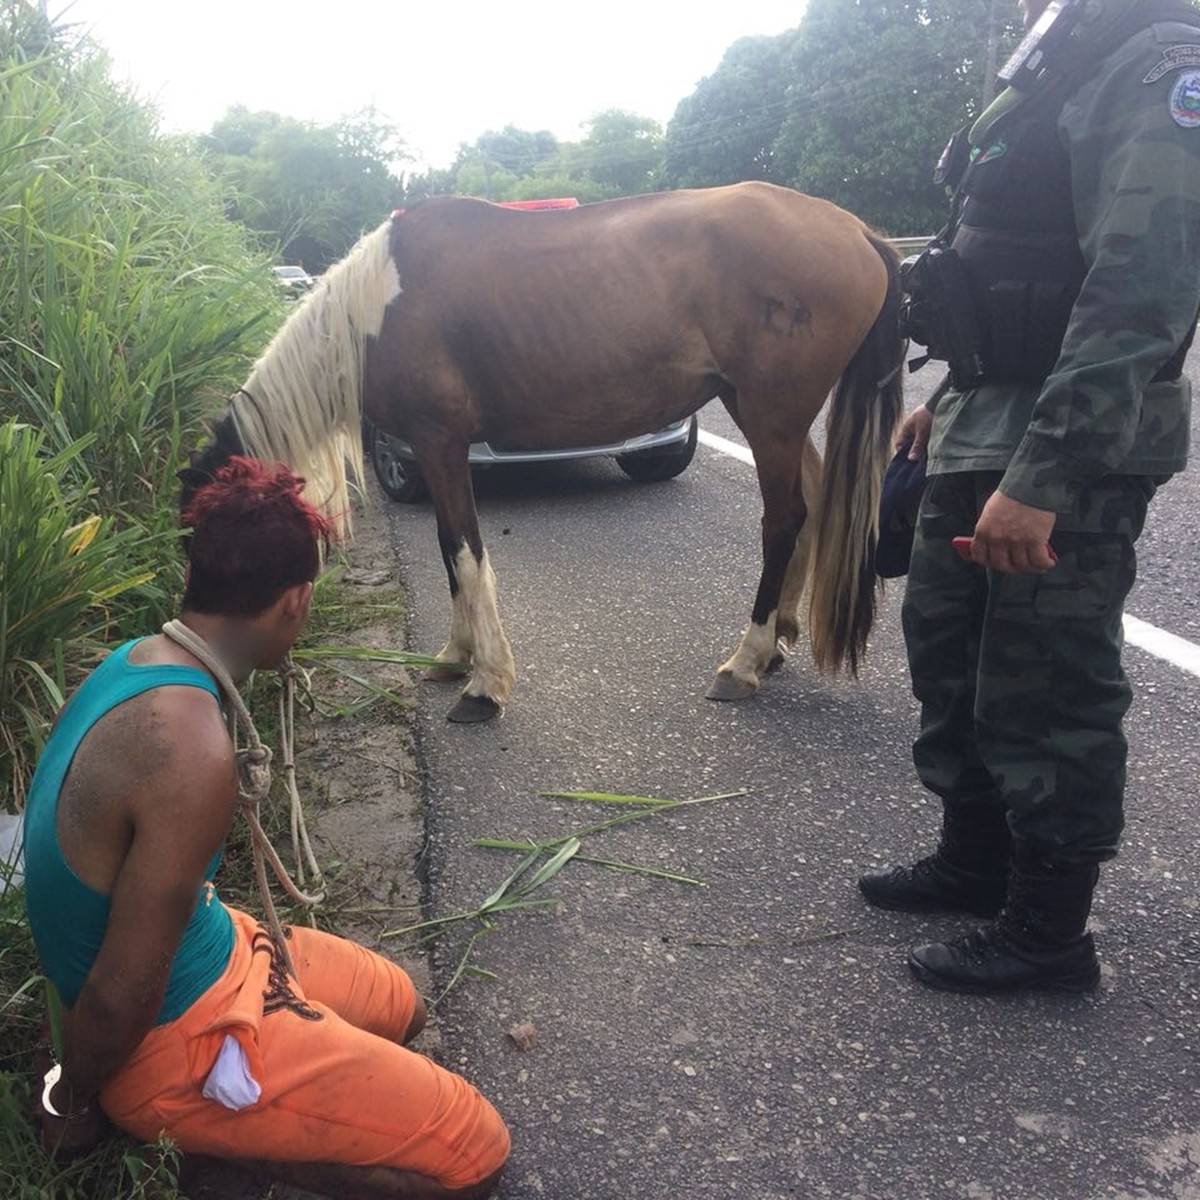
[100,907,509,1189]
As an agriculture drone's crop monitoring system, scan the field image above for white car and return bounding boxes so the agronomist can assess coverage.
[271,264,314,295]
[366,417,699,502]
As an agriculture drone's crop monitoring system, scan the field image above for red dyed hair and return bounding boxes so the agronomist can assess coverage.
[182,456,334,617]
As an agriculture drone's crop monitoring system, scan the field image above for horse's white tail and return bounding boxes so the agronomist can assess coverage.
[808,235,904,675]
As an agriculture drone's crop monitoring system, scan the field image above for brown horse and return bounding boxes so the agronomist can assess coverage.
[183,182,904,723]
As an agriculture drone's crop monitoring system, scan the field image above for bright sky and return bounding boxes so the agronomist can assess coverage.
[58,1,804,173]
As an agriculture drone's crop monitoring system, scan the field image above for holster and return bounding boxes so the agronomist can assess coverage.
[899,244,987,390]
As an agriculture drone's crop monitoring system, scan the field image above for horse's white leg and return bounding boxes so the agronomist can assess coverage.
[707,483,817,696]
[706,422,818,702]
[772,435,823,665]
[766,540,812,676]
[445,541,515,724]
[420,444,514,722]
[425,587,474,680]
[708,617,779,699]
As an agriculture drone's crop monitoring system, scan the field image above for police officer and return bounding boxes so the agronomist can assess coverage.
[860,0,1200,993]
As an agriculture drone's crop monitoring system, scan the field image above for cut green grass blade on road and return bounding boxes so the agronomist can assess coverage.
[501,789,749,850]
[381,837,582,941]
[293,644,461,672]
[538,790,682,806]
[474,790,744,886]
[385,792,743,1003]
[474,840,705,886]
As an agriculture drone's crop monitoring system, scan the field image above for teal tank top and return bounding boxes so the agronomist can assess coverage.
[23,639,235,1024]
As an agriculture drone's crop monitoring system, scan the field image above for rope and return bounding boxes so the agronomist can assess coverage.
[162,620,326,976]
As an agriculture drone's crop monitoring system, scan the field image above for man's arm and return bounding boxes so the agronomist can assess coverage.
[999,27,1200,516]
[45,688,238,1140]
[970,26,1200,572]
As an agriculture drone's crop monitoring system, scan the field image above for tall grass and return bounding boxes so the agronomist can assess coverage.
[0,423,167,805]
[0,5,308,1194]
[0,1,289,810]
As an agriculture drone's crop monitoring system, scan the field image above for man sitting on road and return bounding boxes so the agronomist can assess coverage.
[24,456,509,1199]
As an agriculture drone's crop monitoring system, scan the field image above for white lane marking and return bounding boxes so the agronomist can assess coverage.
[1123,615,1200,678]
[698,424,1200,680]
[698,428,753,465]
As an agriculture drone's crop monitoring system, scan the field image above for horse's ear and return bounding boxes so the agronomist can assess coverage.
[177,465,208,491]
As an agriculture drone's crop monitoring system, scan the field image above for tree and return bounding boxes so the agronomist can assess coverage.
[476,125,561,179]
[399,114,666,205]
[399,165,457,202]
[202,106,409,269]
[454,151,520,201]
[662,33,799,189]
[772,0,1023,235]
[566,109,664,196]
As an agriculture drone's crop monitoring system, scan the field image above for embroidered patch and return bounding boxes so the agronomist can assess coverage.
[1170,70,1200,127]
[976,139,1008,165]
[1145,45,1200,84]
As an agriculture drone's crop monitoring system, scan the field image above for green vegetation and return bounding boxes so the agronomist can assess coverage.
[770,0,1023,234]
[0,3,296,1193]
[0,2,284,811]
[201,104,410,272]
[0,427,159,806]
[664,0,1025,235]
[124,5,1030,250]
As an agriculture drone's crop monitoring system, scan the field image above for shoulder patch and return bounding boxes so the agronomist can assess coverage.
[1170,70,1200,127]
[976,140,1008,165]
[1145,45,1200,84]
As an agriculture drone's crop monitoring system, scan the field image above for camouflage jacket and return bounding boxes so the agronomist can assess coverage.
[928,0,1200,511]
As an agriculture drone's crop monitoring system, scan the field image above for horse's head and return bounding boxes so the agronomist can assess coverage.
[178,409,246,517]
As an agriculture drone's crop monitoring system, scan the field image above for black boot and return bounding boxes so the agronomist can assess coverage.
[907,844,1101,995]
[858,805,1010,917]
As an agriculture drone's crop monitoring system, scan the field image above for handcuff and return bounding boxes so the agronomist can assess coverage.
[41,1062,90,1121]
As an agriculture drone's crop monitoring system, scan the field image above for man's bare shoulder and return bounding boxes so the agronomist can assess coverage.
[94,681,232,777]
[59,674,238,890]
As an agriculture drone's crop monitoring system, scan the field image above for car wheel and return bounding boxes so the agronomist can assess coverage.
[370,426,428,502]
[615,415,699,483]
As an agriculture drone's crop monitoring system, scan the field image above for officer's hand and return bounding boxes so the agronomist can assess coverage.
[896,406,933,459]
[968,490,1057,574]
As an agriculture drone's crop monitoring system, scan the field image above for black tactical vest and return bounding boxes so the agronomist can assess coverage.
[945,0,1200,384]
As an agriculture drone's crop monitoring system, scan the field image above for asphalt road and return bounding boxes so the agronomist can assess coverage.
[380,360,1200,1200]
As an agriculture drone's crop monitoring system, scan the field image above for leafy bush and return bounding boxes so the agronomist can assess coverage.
[0,423,166,806]
[0,1,287,808]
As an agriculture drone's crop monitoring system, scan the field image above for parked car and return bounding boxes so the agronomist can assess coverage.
[366,416,699,503]
[272,264,314,295]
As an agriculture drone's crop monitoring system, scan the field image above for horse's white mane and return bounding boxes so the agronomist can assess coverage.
[231,216,402,534]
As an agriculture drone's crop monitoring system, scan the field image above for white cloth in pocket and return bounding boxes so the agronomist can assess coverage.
[202,1033,261,1111]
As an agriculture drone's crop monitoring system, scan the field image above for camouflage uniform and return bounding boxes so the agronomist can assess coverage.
[906,0,1200,863]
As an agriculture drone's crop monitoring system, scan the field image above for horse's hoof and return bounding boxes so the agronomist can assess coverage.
[765,650,786,675]
[705,671,757,702]
[423,664,470,682]
[447,693,502,723]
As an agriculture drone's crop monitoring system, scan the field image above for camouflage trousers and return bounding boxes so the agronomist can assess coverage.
[902,470,1158,863]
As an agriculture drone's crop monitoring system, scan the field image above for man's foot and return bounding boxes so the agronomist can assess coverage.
[858,854,1006,918]
[908,925,1100,994]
